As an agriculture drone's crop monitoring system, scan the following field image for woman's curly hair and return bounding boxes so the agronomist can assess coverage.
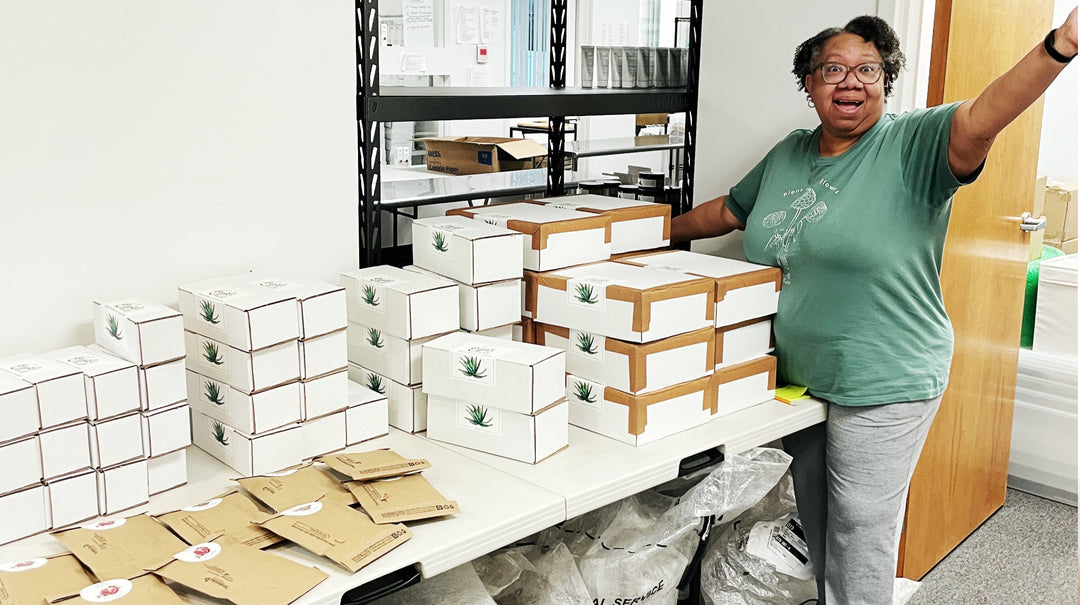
[792,15,907,97]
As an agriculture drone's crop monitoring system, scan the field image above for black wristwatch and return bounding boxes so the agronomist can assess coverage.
[1044,28,1077,64]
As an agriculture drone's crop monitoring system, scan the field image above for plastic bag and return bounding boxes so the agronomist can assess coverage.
[473,543,591,605]
[371,563,496,605]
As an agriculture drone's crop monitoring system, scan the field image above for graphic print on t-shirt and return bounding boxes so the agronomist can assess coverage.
[761,186,829,283]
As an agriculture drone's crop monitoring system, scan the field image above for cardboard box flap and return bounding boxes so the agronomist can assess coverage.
[244,272,346,302]
[47,574,185,605]
[494,137,548,160]
[178,279,296,313]
[155,490,282,549]
[346,474,459,524]
[259,498,412,573]
[94,298,180,324]
[316,449,431,481]
[0,372,33,397]
[413,215,522,241]
[148,539,328,605]
[235,463,357,513]
[348,379,389,407]
[423,331,564,366]
[0,355,82,383]
[53,515,188,581]
[0,553,95,605]
[341,265,456,296]
[618,250,782,299]
[45,346,134,377]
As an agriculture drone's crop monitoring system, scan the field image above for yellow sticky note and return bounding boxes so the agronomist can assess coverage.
[775,384,809,405]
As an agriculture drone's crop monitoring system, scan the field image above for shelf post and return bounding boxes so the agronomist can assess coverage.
[680,0,703,217]
[546,0,568,195]
[357,0,383,268]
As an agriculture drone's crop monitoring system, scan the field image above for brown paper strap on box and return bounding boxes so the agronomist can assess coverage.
[579,204,671,239]
[604,374,713,435]
[523,270,540,315]
[712,355,777,400]
[535,273,714,332]
[616,253,783,301]
[446,207,611,249]
[714,317,773,365]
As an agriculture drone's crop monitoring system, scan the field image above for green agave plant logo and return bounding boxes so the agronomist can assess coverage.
[105,314,123,341]
[211,420,229,446]
[361,284,380,306]
[458,356,487,379]
[573,381,598,404]
[465,404,493,427]
[365,372,386,394]
[575,332,598,355]
[574,283,599,304]
[199,300,220,324]
[481,217,499,226]
[432,231,449,252]
[366,327,385,349]
[204,380,225,405]
[202,341,225,365]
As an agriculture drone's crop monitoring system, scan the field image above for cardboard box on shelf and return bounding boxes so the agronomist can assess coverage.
[618,250,782,327]
[0,355,87,428]
[155,490,281,549]
[147,448,188,496]
[405,265,522,332]
[346,380,389,446]
[301,410,347,460]
[471,323,516,340]
[446,202,612,272]
[346,474,459,524]
[536,323,714,395]
[410,216,525,285]
[92,298,184,367]
[1047,237,1079,255]
[177,279,299,351]
[348,364,427,433]
[532,261,715,343]
[299,328,348,381]
[0,485,47,545]
[52,514,188,581]
[96,458,149,516]
[712,355,778,417]
[191,410,302,476]
[187,369,300,435]
[43,346,140,421]
[136,357,186,411]
[341,265,460,340]
[0,373,38,445]
[715,317,774,368]
[1044,177,1078,242]
[184,331,300,394]
[301,369,350,421]
[426,395,569,464]
[1032,253,1077,358]
[537,194,671,254]
[140,401,192,458]
[346,322,448,387]
[44,470,97,530]
[420,136,547,175]
[0,435,41,495]
[243,272,348,339]
[39,421,91,480]
[87,411,144,469]
[48,574,185,604]
[421,331,565,414]
[0,553,95,605]
[236,463,357,513]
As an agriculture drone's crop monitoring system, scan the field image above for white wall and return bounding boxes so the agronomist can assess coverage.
[0,1,357,353]
[1038,0,1078,179]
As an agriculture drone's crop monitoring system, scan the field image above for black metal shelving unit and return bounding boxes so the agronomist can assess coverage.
[355,0,704,268]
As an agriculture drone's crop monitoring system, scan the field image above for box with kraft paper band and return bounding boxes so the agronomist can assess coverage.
[715,316,774,368]
[535,194,671,254]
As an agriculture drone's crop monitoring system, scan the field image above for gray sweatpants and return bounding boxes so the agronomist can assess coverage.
[782,395,942,605]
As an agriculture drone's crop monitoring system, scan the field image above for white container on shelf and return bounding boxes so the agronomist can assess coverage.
[191,410,302,476]
[148,448,188,496]
[715,317,774,368]
[537,194,671,254]
[346,322,447,387]
[136,357,186,411]
[348,363,427,433]
[141,401,192,457]
[242,272,348,339]
[426,395,568,464]
[301,410,347,460]
[45,469,98,529]
[0,435,42,495]
[186,369,300,435]
[300,368,350,420]
[0,485,48,545]
[39,421,91,480]
[0,373,38,443]
[341,264,460,340]
[345,380,389,446]
[96,458,149,515]
[177,278,300,351]
[299,328,348,381]
[1033,253,1077,358]
[43,346,141,421]
[93,298,185,366]
[405,265,522,332]
[184,331,300,394]
[0,355,87,428]
[712,356,777,417]
[87,411,144,469]
[410,216,525,285]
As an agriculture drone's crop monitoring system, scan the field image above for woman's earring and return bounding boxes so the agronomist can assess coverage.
[807,96,815,108]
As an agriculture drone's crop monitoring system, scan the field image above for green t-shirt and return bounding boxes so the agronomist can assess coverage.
[726,103,977,406]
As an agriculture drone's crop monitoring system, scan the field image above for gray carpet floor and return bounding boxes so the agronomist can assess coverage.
[909,488,1077,605]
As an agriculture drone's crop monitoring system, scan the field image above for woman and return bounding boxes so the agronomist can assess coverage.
[671,11,1077,605]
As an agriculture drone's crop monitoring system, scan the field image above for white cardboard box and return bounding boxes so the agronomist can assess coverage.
[716,317,774,368]
[536,323,714,395]
[346,380,389,446]
[426,395,568,464]
[43,346,141,421]
[192,410,303,476]
[421,331,565,414]
[1033,253,1077,358]
[0,485,48,545]
[137,357,186,411]
[566,373,716,446]
[93,298,185,366]
[617,250,782,327]
[538,194,671,254]
[405,265,522,332]
[0,373,38,443]
[300,329,348,381]
[45,469,98,529]
[301,410,347,460]
[0,435,41,495]
[341,265,460,340]
[0,355,87,428]
[141,401,193,457]
[301,369,350,420]
[346,322,447,387]
[39,421,91,480]
[531,261,715,343]
[348,363,427,433]
[184,331,300,394]
[186,369,300,435]
[446,202,612,271]
[88,411,144,469]
[96,458,149,515]
[177,278,299,351]
[242,272,348,339]
[411,216,526,285]
[472,323,516,340]
[712,355,777,417]
[148,448,188,495]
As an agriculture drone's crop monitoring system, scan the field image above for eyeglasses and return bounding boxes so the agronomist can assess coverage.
[813,62,885,85]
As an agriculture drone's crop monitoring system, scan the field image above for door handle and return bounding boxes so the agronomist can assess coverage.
[1020,212,1047,232]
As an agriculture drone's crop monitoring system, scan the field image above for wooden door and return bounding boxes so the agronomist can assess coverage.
[897,0,1054,580]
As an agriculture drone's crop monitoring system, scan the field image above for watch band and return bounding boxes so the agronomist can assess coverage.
[1044,28,1077,64]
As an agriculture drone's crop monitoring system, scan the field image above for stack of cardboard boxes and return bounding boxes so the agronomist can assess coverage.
[1044,177,1078,255]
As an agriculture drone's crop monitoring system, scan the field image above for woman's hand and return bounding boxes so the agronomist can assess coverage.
[1053,8,1078,57]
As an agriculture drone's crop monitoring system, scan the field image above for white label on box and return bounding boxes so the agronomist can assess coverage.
[360,325,391,356]
[174,543,222,563]
[450,344,506,386]
[548,201,586,211]
[183,497,223,512]
[567,278,610,311]
[110,300,148,314]
[254,278,296,290]
[569,329,605,362]
[80,579,134,602]
[100,306,133,352]
[0,359,46,375]
[357,275,406,313]
[0,558,47,571]
[200,377,231,412]
[567,376,605,410]
[456,401,502,436]
[282,501,323,516]
[195,336,230,372]
[651,265,686,273]
[476,213,511,228]
[428,227,454,257]
[206,418,232,450]
[359,369,389,395]
[60,352,104,368]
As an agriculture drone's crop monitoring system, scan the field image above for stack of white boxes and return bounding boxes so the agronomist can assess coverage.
[342,265,459,433]
[92,298,189,499]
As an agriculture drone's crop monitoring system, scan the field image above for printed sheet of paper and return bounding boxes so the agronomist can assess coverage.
[403,0,435,47]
